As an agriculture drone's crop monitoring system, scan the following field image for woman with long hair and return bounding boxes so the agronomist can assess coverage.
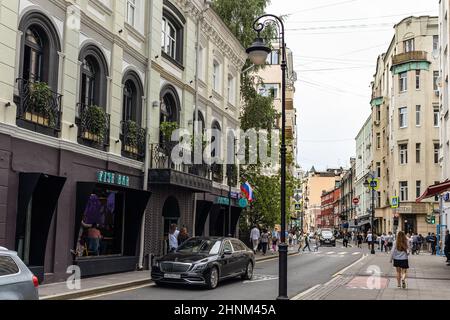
[390,231,409,289]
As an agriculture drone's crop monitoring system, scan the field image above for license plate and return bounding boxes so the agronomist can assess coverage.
[164,273,181,279]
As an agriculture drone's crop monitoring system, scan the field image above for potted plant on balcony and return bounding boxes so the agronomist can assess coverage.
[82,105,107,143]
[124,120,139,155]
[26,81,56,127]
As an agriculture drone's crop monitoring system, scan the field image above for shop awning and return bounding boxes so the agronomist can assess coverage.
[416,180,450,202]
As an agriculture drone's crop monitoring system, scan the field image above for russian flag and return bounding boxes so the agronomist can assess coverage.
[241,182,254,202]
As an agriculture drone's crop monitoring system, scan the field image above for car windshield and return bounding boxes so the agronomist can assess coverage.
[322,231,333,237]
[176,239,221,255]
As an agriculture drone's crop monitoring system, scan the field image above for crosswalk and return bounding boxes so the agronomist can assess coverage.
[299,250,362,258]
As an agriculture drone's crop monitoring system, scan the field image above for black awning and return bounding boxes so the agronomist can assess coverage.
[16,173,66,282]
[230,206,243,235]
[74,182,151,255]
[195,200,213,236]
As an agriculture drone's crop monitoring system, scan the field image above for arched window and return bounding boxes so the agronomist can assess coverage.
[159,84,180,144]
[19,11,61,88]
[78,44,109,109]
[211,120,222,158]
[122,71,143,123]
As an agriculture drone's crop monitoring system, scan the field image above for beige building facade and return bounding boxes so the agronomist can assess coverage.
[371,16,441,236]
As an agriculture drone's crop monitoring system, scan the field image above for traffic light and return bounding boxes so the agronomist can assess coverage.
[431,215,436,224]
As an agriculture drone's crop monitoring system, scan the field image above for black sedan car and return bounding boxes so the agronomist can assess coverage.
[151,237,255,289]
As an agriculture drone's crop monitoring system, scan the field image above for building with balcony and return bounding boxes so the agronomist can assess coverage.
[370,16,441,235]
[0,0,245,284]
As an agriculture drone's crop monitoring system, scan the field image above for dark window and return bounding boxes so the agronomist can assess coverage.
[416,181,421,198]
[23,28,44,82]
[81,58,97,106]
[211,121,222,158]
[223,240,233,252]
[415,70,420,90]
[416,143,421,163]
[0,256,19,276]
[231,239,244,251]
[434,143,440,164]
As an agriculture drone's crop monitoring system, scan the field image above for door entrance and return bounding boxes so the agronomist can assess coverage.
[403,215,416,234]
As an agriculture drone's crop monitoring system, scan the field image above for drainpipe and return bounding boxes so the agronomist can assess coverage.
[138,0,153,270]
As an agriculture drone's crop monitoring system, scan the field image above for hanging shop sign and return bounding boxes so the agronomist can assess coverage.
[97,171,130,187]
[239,198,249,208]
[216,197,230,206]
[230,192,239,199]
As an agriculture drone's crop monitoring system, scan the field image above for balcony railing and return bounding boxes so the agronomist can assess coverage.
[392,51,428,66]
[150,142,188,172]
[121,120,146,162]
[76,103,111,151]
[14,78,62,137]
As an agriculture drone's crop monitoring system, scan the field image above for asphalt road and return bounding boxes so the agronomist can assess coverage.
[83,245,365,300]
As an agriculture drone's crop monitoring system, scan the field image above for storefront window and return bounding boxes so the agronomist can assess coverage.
[75,188,124,257]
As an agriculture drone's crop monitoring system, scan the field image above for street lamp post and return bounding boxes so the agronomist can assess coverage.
[364,177,376,255]
[246,14,288,300]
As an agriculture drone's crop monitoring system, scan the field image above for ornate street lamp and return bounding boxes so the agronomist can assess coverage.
[246,14,289,300]
[363,178,376,255]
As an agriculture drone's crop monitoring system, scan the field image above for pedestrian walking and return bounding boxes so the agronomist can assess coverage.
[271,229,278,252]
[430,233,437,255]
[426,232,432,253]
[260,229,270,256]
[444,230,450,265]
[366,230,373,250]
[357,233,363,248]
[390,231,410,289]
[168,224,180,252]
[386,232,394,253]
[250,225,260,254]
[301,233,312,252]
[314,234,320,252]
[343,232,349,248]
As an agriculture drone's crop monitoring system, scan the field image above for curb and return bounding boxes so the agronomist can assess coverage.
[39,278,152,300]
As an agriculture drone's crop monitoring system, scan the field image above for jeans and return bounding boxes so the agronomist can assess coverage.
[261,242,268,255]
[88,238,100,255]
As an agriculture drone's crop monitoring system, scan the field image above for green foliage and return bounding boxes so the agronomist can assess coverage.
[125,120,139,147]
[84,105,107,138]
[160,121,179,141]
[28,81,56,127]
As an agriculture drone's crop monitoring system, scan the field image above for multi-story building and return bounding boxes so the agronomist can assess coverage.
[339,159,355,230]
[354,116,373,230]
[370,16,441,235]
[253,43,297,175]
[439,0,450,229]
[319,187,340,230]
[0,0,245,284]
[302,167,343,232]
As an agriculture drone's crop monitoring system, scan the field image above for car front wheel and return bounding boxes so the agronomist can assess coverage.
[206,267,219,290]
[241,261,254,280]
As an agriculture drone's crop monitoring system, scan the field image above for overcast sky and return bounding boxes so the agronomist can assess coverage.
[266,0,439,172]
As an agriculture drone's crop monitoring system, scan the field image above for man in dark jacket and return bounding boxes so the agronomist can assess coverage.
[431,233,437,255]
[445,230,450,264]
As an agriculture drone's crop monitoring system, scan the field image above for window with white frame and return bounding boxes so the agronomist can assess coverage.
[416,105,421,126]
[400,181,408,202]
[266,50,280,65]
[415,70,420,89]
[162,17,177,60]
[433,35,439,51]
[227,74,235,105]
[416,143,421,163]
[376,133,381,149]
[434,143,440,164]
[213,61,221,93]
[399,72,407,92]
[434,106,440,127]
[399,107,408,128]
[404,38,414,52]
[259,83,279,99]
[399,144,408,165]
[126,0,136,26]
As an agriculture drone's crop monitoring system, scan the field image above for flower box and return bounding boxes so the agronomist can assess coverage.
[124,145,139,155]
[25,111,49,126]
[83,131,101,143]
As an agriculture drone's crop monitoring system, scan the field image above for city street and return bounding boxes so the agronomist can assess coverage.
[80,246,365,300]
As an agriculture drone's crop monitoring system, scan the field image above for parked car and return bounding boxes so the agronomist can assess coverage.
[0,247,39,300]
[319,229,336,247]
[151,237,255,289]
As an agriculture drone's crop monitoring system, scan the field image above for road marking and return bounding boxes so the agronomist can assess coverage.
[75,283,155,300]
[352,252,360,255]
[323,275,341,286]
[243,274,278,284]
[332,253,368,278]
[338,252,348,255]
[255,253,300,264]
[290,284,321,300]
[326,251,335,255]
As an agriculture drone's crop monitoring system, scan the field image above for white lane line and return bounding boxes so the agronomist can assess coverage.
[75,283,155,300]
[352,252,360,255]
[326,251,335,255]
[290,284,321,300]
[338,252,348,255]
[332,253,368,278]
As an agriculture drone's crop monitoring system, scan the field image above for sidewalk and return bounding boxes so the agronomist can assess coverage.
[39,246,300,300]
[296,250,450,300]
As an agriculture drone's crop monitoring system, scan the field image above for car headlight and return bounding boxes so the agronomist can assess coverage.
[153,259,160,268]
[191,263,208,272]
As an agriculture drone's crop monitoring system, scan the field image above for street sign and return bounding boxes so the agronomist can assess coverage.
[368,178,379,190]
[294,193,302,202]
[239,198,248,208]
[294,203,302,211]
[391,196,399,208]
[352,198,359,205]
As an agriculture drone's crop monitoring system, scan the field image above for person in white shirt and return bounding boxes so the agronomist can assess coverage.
[366,231,373,250]
[168,224,180,252]
[250,226,260,254]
